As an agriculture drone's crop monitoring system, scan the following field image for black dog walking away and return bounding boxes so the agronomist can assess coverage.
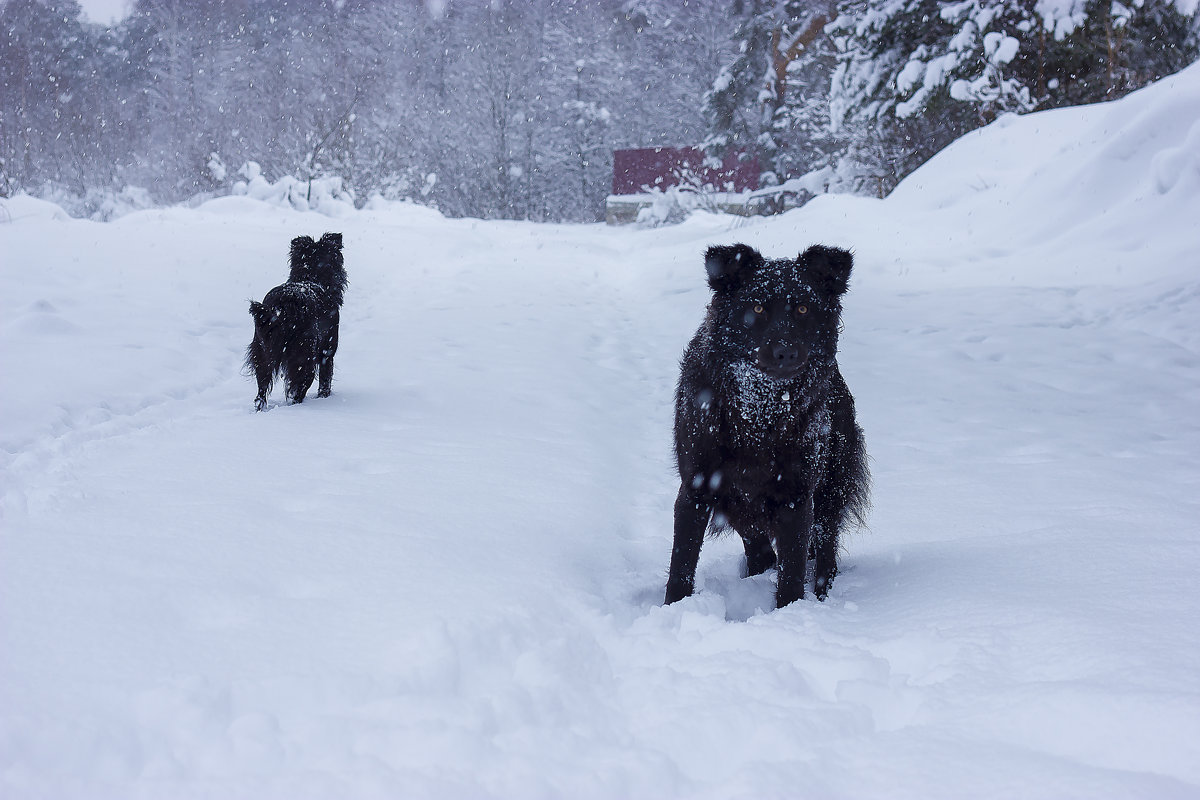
[666,244,869,608]
[246,232,347,411]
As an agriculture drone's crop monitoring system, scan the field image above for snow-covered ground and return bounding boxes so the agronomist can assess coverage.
[2,63,1199,799]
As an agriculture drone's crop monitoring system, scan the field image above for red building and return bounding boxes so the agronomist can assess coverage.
[611,146,759,196]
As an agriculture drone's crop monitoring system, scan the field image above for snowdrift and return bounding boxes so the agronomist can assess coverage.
[2,64,1199,799]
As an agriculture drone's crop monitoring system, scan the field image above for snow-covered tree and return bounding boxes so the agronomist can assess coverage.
[1035,0,1200,106]
[701,1,837,186]
[831,0,1034,131]
[828,0,1198,194]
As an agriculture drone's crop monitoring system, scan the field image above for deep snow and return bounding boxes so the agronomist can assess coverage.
[2,64,1200,799]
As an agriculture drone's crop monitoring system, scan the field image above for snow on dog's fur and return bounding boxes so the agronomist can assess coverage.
[245,233,346,411]
[666,244,869,608]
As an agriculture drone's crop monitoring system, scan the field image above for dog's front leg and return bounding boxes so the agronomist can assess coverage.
[317,356,334,398]
[773,491,814,608]
[665,484,712,604]
[317,323,338,398]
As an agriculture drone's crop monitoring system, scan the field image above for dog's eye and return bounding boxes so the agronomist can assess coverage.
[753,305,764,314]
[797,305,808,315]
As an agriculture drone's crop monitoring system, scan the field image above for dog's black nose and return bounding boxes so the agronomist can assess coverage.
[770,342,803,368]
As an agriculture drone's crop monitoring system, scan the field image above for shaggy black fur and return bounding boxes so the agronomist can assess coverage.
[665,243,869,608]
[245,232,347,411]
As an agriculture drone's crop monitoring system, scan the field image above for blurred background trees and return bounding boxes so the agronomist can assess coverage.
[1,0,1195,219]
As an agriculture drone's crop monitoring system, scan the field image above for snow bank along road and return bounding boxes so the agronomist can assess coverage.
[2,64,1200,799]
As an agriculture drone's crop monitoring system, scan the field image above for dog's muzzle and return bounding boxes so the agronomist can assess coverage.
[758,342,808,379]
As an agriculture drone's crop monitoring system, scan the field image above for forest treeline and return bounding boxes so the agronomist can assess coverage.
[1,0,1196,221]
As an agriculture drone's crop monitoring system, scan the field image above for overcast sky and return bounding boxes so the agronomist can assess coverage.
[77,0,131,25]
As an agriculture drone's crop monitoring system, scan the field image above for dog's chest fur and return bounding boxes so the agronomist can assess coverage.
[717,360,833,496]
[677,329,836,500]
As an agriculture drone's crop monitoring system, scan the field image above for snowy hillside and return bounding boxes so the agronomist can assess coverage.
[2,64,1199,799]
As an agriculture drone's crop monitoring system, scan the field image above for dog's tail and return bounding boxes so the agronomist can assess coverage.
[249,300,270,330]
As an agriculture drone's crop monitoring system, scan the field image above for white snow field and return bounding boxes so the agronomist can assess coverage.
[3,64,1200,799]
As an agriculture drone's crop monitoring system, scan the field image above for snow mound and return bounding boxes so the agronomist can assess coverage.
[225,161,358,217]
[360,194,447,224]
[883,60,1200,282]
[0,193,73,223]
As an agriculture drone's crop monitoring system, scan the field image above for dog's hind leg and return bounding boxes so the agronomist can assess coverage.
[283,345,316,404]
[254,377,271,411]
[286,364,315,404]
[247,302,276,411]
[737,521,777,577]
[247,340,273,412]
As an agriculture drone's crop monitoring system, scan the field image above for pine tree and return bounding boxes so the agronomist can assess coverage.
[702,2,838,188]
[1037,0,1200,108]
[828,0,1198,195]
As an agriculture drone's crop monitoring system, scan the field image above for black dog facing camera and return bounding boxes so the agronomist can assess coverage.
[245,232,347,411]
[666,244,869,608]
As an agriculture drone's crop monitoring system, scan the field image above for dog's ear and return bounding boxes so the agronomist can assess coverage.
[801,245,853,297]
[320,232,343,250]
[705,244,763,295]
[290,235,316,266]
